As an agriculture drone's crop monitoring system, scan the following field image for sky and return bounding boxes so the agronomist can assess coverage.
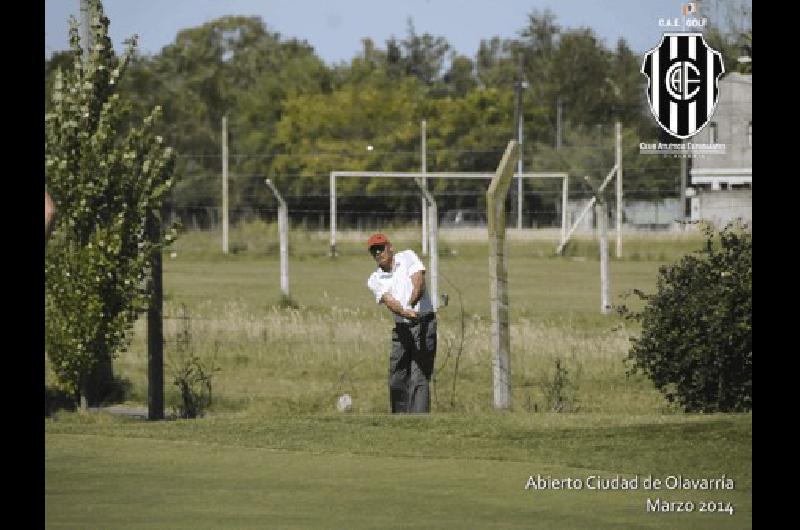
[44,0,745,64]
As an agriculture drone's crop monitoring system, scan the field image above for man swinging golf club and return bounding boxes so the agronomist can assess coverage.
[366,233,436,413]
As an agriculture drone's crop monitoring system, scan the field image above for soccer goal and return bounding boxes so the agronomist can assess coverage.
[329,170,568,311]
[329,170,569,255]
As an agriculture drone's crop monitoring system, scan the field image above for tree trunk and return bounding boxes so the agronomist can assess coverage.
[83,356,114,406]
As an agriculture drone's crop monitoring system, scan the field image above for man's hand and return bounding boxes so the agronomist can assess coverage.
[401,308,419,320]
[381,293,418,320]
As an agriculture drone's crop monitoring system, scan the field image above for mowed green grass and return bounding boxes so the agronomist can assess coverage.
[46,412,751,529]
[45,225,752,528]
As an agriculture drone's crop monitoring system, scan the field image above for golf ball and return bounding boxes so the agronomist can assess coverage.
[337,393,353,412]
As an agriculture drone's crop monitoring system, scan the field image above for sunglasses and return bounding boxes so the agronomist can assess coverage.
[369,244,386,257]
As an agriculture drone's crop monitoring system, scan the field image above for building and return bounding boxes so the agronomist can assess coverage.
[688,72,752,227]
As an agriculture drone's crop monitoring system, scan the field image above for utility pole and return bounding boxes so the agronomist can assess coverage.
[222,115,229,254]
[556,97,563,151]
[514,76,529,230]
[421,120,428,256]
[680,138,688,222]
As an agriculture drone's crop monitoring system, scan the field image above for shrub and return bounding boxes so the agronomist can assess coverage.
[172,355,219,419]
[540,359,578,412]
[622,223,752,412]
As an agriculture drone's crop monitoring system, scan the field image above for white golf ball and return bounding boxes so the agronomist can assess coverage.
[366,145,374,151]
[337,393,353,412]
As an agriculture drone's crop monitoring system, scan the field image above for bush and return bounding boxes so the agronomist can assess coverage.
[539,359,578,413]
[172,355,219,419]
[622,223,752,412]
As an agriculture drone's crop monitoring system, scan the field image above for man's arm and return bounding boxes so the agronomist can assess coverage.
[381,293,418,320]
[45,191,56,241]
[407,270,426,308]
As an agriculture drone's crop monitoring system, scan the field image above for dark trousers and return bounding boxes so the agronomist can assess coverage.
[389,317,437,413]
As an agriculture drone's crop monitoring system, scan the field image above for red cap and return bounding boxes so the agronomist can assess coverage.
[367,233,389,249]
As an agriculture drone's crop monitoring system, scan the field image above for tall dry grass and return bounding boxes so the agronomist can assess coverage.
[110,299,668,416]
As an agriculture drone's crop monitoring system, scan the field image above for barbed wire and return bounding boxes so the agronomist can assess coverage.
[172,167,684,180]
[170,188,688,203]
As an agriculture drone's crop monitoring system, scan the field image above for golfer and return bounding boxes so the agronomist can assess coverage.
[366,233,436,413]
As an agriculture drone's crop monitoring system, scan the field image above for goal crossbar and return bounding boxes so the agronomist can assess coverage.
[329,171,569,255]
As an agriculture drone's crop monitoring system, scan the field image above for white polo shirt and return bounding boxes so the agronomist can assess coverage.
[367,249,433,323]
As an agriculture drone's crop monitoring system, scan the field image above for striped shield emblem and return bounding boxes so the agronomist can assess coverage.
[641,33,725,139]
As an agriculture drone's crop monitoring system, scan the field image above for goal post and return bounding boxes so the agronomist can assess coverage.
[328,170,569,257]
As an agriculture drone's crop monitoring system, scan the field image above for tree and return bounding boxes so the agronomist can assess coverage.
[400,18,451,86]
[622,223,752,412]
[443,55,477,97]
[45,0,176,406]
[122,16,333,227]
[270,73,427,216]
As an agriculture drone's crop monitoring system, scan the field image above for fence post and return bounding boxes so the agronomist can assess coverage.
[329,172,337,257]
[556,165,617,255]
[487,140,519,410]
[598,201,611,314]
[421,120,428,256]
[222,115,229,254]
[585,175,612,315]
[265,180,290,299]
[413,178,438,310]
[561,174,569,247]
[147,208,164,420]
[616,121,623,258]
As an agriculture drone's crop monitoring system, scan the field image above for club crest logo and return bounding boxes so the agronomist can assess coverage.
[641,33,725,139]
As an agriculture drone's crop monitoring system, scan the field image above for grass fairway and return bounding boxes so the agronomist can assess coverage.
[46,413,751,529]
[45,227,751,528]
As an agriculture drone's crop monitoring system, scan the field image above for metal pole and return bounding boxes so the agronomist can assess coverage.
[421,120,428,256]
[222,115,229,254]
[616,122,623,258]
[147,209,164,420]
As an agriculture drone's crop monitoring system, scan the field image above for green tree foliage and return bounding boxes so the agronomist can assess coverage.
[622,224,752,412]
[45,51,75,110]
[704,0,752,74]
[45,0,176,403]
[272,71,428,214]
[118,16,332,224]
[43,7,725,222]
[400,18,451,87]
